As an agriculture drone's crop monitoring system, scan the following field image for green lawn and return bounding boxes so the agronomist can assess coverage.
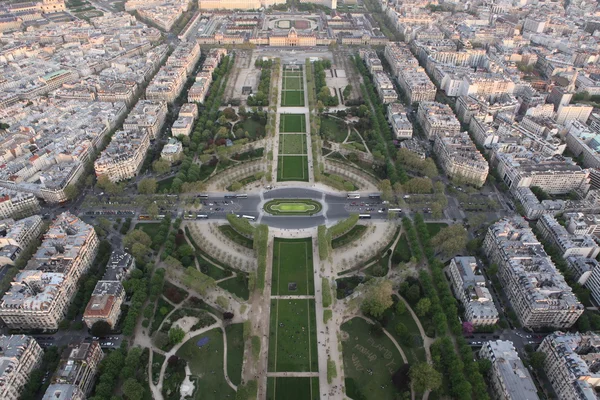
[279,134,307,154]
[426,223,448,237]
[156,176,174,192]
[198,257,232,280]
[217,274,249,300]
[268,299,318,372]
[342,318,406,400]
[264,199,322,216]
[283,74,304,91]
[277,156,309,182]
[272,238,314,296]
[381,295,427,365]
[320,116,348,143]
[267,377,319,400]
[281,90,305,107]
[225,323,244,386]
[280,114,306,133]
[136,222,162,239]
[176,328,236,399]
[218,225,254,249]
[392,234,412,263]
[331,225,367,249]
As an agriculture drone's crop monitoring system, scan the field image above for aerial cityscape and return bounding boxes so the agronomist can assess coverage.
[2,0,600,399]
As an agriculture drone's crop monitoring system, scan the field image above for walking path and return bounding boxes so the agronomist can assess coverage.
[267,372,320,377]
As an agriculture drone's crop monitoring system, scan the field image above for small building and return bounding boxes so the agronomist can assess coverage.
[161,138,184,164]
[83,281,125,329]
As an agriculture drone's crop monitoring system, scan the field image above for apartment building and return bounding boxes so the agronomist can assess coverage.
[0,216,43,266]
[565,257,600,305]
[397,68,436,104]
[188,72,212,103]
[447,257,499,326]
[483,216,583,329]
[537,214,600,259]
[383,42,419,78]
[0,335,43,400]
[94,130,151,183]
[458,73,515,97]
[433,132,489,187]
[171,116,194,137]
[104,250,135,282]
[178,103,198,119]
[122,100,167,140]
[538,332,600,400]
[565,121,600,169]
[166,41,201,75]
[146,67,186,103]
[416,101,461,140]
[373,71,398,104]
[0,213,99,330]
[495,151,590,195]
[479,340,539,400]
[556,104,593,125]
[42,384,85,400]
[565,213,600,236]
[83,281,125,329]
[387,103,412,139]
[51,341,103,395]
[0,190,40,220]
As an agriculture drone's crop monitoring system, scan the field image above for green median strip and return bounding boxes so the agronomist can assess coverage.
[264,199,322,216]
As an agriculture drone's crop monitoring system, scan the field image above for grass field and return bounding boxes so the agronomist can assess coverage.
[218,225,254,249]
[217,274,249,300]
[283,73,304,91]
[392,233,412,263]
[426,223,448,237]
[280,114,306,133]
[225,323,244,386]
[177,328,236,399]
[272,238,314,296]
[268,298,318,372]
[136,222,161,239]
[381,295,427,365]
[267,377,319,400]
[277,155,309,182]
[331,225,367,249]
[342,318,406,400]
[281,90,305,107]
[264,199,322,216]
[279,134,307,154]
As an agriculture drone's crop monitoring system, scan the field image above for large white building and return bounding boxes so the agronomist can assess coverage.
[0,190,40,220]
[0,213,99,330]
[479,340,539,400]
[433,132,489,187]
[416,101,461,140]
[537,214,600,259]
[538,332,600,400]
[447,257,499,326]
[94,130,150,183]
[0,335,43,400]
[483,216,583,329]
[387,103,412,139]
[122,100,167,140]
[0,216,44,266]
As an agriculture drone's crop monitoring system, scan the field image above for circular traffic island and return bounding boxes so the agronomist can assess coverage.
[264,199,322,216]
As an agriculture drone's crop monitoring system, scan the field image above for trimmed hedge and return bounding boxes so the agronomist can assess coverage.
[328,213,359,239]
[253,224,269,292]
[226,213,255,238]
[322,277,332,308]
[318,224,329,260]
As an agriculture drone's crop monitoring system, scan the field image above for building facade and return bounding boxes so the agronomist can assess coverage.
[0,335,43,400]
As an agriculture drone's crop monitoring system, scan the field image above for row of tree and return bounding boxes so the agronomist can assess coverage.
[247,59,272,106]
[313,60,339,107]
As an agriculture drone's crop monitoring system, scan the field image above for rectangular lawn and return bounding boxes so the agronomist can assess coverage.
[279,134,306,155]
[267,377,319,400]
[277,155,309,182]
[272,238,314,296]
[280,114,306,133]
[283,74,304,91]
[268,298,318,372]
[281,90,305,107]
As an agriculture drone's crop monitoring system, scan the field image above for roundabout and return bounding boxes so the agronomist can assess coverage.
[264,198,322,216]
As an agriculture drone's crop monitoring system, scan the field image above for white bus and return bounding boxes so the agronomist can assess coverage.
[196,214,209,219]
[347,193,361,199]
[358,214,371,219]
[242,215,256,221]
[388,208,402,212]
[237,194,248,199]
[198,194,208,199]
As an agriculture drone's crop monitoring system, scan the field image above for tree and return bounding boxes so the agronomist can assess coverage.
[153,159,171,174]
[415,298,431,317]
[122,377,144,400]
[378,179,393,202]
[138,178,157,195]
[430,224,468,257]
[91,320,111,337]
[405,284,420,304]
[230,182,242,191]
[361,279,394,319]
[124,230,152,249]
[462,321,474,334]
[395,322,408,337]
[146,203,159,219]
[169,326,186,344]
[396,300,407,315]
[529,351,546,370]
[477,358,492,375]
[409,362,442,393]
[64,184,79,200]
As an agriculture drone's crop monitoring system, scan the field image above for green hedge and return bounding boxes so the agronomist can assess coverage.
[226,214,255,238]
[322,278,332,308]
[328,214,359,239]
[254,224,269,292]
[318,224,329,260]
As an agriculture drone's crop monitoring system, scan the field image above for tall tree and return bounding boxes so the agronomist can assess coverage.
[361,279,394,319]
[138,178,157,195]
[409,362,442,393]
